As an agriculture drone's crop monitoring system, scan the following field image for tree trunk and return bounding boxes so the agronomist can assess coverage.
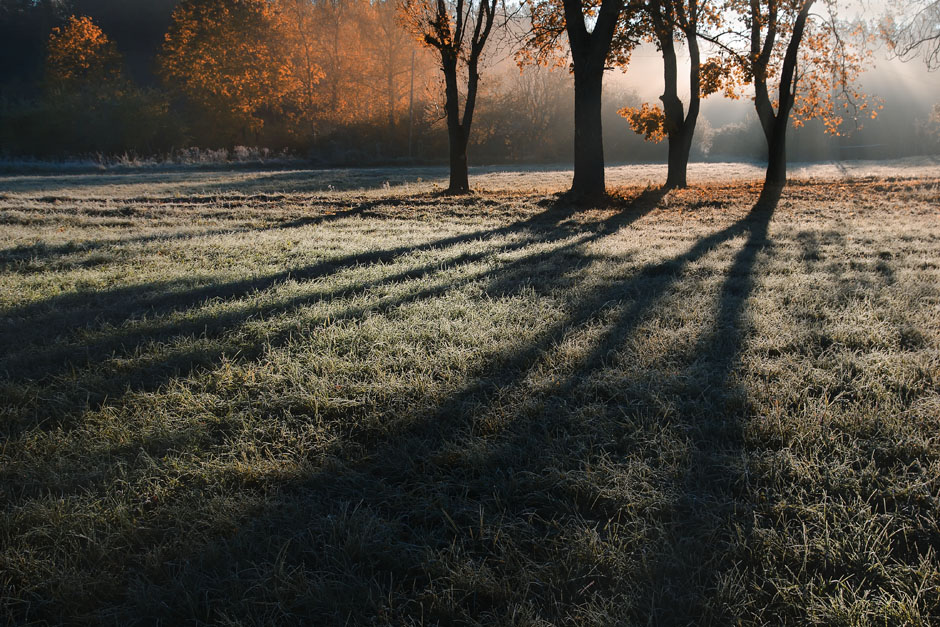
[654,1,702,191]
[561,0,623,201]
[763,114,788,193]
[658,12,684,190]
[448,125,469,193]
[666,97,700,189]
[571,64,605,199]
[441,57,469,194]
[665,127,691,189]
[754,0,814,204]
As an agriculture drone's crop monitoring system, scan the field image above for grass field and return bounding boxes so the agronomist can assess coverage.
[1,163,939,625]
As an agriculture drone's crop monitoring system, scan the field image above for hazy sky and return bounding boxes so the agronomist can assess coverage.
[607,41,940,128]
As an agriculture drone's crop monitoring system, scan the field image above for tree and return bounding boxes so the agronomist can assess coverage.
[883,0,940,69]
[159,0,288,143]
[522,0,639,200]
[307,0,369,130]
[40,13,179,155]
[715,0,877,202]
[361,0,422,132]
[68,0,180,85]
[403,0,500,193]
[272,0,326,139]
[46,14,124,93]
[618,0,726,189]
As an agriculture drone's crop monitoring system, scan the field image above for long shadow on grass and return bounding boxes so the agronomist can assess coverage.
[0,193,659,441]
[633,193,774,622]
[65,192,783,624]
[1,197,557,355]
[0,194,481,273]
[1,193,666,621]
[9,188,795,625]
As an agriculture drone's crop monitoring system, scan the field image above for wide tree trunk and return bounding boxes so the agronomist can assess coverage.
[447,126,470,193]
[762,117,788,194]
[665,127,692,189]
[570,65,605,199]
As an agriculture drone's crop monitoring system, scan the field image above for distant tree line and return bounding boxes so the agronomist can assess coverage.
[0,0,938,199]
[0,0,661,165]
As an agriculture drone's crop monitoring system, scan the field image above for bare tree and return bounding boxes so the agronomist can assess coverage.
[884,0,940,69]
[404,0,500,194]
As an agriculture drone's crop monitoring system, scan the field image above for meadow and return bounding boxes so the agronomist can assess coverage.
[1,161,939,625]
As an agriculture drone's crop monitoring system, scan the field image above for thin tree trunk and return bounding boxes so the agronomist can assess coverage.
[675,19,702,189]
[755,0,813,201]
[660,32,686,189]
[571,64,605,198]
[653,0,701,190]
[423,0,495,195]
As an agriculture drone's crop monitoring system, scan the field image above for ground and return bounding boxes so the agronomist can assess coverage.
[1,161,939,625]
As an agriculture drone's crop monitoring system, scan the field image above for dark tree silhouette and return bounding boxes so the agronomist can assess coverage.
[713,0,876,201]
[748,0,815,199]
[522,0,639,201]
[619,0,726,189]
[561,0,626,199]
[403,0,500,194]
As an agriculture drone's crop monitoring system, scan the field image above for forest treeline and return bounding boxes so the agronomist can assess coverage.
[0,0,937,165]
[0,0,648,163]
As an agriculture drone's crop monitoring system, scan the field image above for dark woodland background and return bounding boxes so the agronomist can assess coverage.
[1,0,938,165]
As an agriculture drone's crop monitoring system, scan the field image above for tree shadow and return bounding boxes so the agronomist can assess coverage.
[3,188,783,624]
[0,195,451,272]
[2,190,667,442]
[635,197,774,622]
[121,196,774,622]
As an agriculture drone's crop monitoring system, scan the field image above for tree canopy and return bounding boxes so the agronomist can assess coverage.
[159,0,289,138]
[46,14,125,93]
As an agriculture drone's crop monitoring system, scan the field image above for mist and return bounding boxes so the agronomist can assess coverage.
[1,0,937,164]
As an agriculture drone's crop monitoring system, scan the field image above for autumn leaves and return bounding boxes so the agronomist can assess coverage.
[45,0,435,149]
[158,0,433,143]
[41,0,885,200]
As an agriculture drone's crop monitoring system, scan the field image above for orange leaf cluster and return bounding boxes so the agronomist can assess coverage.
[159,0,287,134]
[46,15,124,93]
[618,103,667,142]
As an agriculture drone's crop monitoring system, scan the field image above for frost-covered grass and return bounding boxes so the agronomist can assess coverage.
[1,167,939,625]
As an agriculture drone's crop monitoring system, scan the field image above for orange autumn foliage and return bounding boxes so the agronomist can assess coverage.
[159,0,288,136]
[720,0,881,137]
[159,0,434,143]
[46,15,124,93]
[618,102,667,142]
